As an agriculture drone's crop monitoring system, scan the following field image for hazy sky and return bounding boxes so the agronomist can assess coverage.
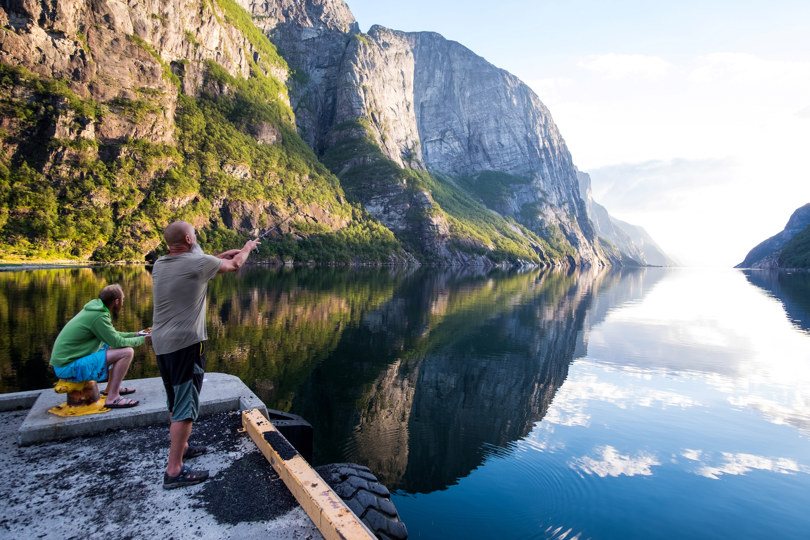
[344,0,810,266]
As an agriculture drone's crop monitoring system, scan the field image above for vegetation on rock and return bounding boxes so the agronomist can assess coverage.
[778,225,810,269]
[0,0,405,264]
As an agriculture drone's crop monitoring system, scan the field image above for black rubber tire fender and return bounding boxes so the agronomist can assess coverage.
[315,463,408,540]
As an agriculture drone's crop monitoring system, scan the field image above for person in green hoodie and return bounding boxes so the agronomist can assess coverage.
[50,284,149,408]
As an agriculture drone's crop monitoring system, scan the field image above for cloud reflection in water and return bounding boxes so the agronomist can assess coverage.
[571,445,661,478]
[557,269,810,438]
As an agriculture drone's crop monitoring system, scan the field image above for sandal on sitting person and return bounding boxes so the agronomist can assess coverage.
[101,387,135,396]
[105,396,139,408]
[183,443,207,460]
[163,465,209,490]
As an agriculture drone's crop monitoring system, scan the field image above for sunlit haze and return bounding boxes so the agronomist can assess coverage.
[345,0,810,266]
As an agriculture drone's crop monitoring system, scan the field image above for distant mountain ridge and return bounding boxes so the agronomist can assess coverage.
[577,171,675,266]
[736,203,810,269]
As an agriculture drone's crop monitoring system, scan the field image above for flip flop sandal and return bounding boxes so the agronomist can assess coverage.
[183,443,207,460]
[163,465,209,489]
[105,396,139,408]
[101,387,136,396]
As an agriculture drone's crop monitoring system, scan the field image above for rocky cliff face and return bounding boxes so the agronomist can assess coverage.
[736,203,810,268]
[577,171,675,266]
[1,0,271,145]
[334,26,602,265]
[247,0,608,266]
[239,0,358,153]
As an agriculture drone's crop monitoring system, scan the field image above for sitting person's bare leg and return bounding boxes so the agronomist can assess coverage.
[104,347,137,406]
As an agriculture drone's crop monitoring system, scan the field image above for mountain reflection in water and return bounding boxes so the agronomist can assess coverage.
[743,269,810,333]
[5,266,810,538]
[294,267,664,492]
[0,264,662,493]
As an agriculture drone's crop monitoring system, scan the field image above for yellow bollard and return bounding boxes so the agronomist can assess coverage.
[48,380,110,417]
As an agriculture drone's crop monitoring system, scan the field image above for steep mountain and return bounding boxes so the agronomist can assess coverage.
[257,4,607,266]
[736,203,810,269]
[0,0,621,266]
[577,171,675,266]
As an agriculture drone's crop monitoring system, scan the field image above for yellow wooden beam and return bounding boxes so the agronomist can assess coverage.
[241,408,377,540]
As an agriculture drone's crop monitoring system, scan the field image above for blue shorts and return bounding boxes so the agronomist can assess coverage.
[53,345,109,382]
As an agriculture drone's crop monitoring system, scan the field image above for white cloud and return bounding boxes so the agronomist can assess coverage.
[728,394,810,435]
[586,153,810,266]
[526,76,575,103]
[571,445,660,478]
[577,53,672,80]
[537,49,810,266]
[543,366,700,425]
[681,449,810,479]
[682,449,703,461]
[696,452,807,480]
[543,403,591,427]
[586,269,810,435]
[588,158,734,215]
[690,53,810,86]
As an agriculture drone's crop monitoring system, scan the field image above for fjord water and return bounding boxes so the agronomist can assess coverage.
[2,266,809,539]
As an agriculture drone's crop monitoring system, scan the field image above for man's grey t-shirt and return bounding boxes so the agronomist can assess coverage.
[151,251,222,355]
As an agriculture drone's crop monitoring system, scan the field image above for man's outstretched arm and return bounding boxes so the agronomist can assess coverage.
[216,249,241,260]
[217,240,259,273]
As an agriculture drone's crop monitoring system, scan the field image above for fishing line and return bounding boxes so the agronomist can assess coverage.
[253,213,298,251]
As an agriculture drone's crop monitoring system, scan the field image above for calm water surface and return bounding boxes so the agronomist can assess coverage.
[2,266,809,539]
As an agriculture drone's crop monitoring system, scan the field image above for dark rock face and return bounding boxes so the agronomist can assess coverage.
[239,0,359,153]
[341,27,602,264]
[736,203,810,268]
[1,0,269,146]
[0,0,360,261]
[407,30,599,263]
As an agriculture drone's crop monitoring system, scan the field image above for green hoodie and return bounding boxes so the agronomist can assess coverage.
[50,298,145,367]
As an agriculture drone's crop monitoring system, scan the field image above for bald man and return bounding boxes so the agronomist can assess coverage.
[151,221,259,489]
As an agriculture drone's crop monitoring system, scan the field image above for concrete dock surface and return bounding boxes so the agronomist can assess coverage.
[12,373,268,446]
[0,374,324,539]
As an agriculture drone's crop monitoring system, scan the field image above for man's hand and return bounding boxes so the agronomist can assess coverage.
[218,240,260,273]
[216,249,241,260]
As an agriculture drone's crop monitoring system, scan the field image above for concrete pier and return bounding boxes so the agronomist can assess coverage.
[8,373,268,446]
[0,374,323,539]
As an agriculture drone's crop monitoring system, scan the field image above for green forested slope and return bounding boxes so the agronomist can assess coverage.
[0,0,403,264]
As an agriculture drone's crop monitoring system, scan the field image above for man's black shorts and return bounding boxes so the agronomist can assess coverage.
[156,341,206,422]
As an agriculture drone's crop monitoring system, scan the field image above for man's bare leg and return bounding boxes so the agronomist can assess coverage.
[168,413,193,457]
[104,347,134,403]
[167,419,193,477]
